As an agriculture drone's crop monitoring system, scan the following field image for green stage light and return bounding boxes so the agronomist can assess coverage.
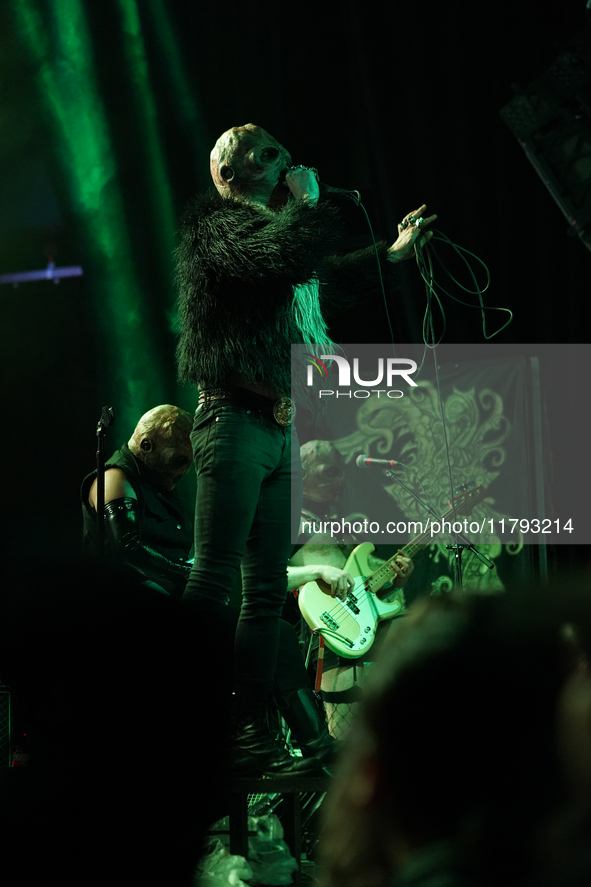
[14,0,166,431]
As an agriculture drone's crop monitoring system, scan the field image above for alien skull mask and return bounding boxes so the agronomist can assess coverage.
[300,440,346,508]
[210,123,292,202]
[128,404,194,491]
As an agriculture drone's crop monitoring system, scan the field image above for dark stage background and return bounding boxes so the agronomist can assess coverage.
[1,0,590,580]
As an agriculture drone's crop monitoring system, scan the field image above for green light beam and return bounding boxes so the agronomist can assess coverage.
[13,0,166,430]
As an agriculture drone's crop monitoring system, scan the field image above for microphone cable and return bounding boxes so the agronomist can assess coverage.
[335,192,511,579]
[415,229,512,344]
[337,191,513,369]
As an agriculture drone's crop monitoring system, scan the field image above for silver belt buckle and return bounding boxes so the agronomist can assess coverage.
[273,397,296,426]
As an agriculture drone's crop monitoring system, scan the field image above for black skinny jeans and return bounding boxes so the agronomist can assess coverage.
[183,400,303,702]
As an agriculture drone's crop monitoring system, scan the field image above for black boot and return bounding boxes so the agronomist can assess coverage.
[276,687,339,768]
[232,703,325,777]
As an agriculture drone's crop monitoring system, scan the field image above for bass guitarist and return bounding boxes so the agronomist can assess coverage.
[286,439,413,739]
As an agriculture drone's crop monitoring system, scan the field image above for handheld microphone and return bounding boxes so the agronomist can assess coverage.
[356,454,400,469]
[281,168,360,204]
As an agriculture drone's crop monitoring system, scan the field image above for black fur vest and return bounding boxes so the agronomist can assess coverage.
[175,191,391,399]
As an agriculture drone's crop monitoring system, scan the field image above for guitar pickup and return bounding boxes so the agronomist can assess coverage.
[321,612,339,630]
[346,599,360,615]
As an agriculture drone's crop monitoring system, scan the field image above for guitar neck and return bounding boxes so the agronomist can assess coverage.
[364,526,434,595]
[363,487,485,595]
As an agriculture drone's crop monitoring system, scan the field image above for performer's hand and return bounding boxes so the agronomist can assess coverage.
[391,554,414,587]
[387,205,437,263]
[317,565,355,600]
[285,166,320,203]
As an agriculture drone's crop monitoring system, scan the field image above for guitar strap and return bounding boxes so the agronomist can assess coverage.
[313,636,362,697]
[314,635,325,692]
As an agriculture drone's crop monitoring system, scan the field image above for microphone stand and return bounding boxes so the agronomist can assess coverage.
[382,468,494,593]
[445,534,494,593]
[95,406,115,557]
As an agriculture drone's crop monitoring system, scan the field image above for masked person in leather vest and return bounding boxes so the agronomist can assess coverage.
[81,405,194,598]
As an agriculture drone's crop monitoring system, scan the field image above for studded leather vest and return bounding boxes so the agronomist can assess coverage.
[81,444,193,563]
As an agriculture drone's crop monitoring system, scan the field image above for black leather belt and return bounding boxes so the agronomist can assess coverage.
[198,387,296,427]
